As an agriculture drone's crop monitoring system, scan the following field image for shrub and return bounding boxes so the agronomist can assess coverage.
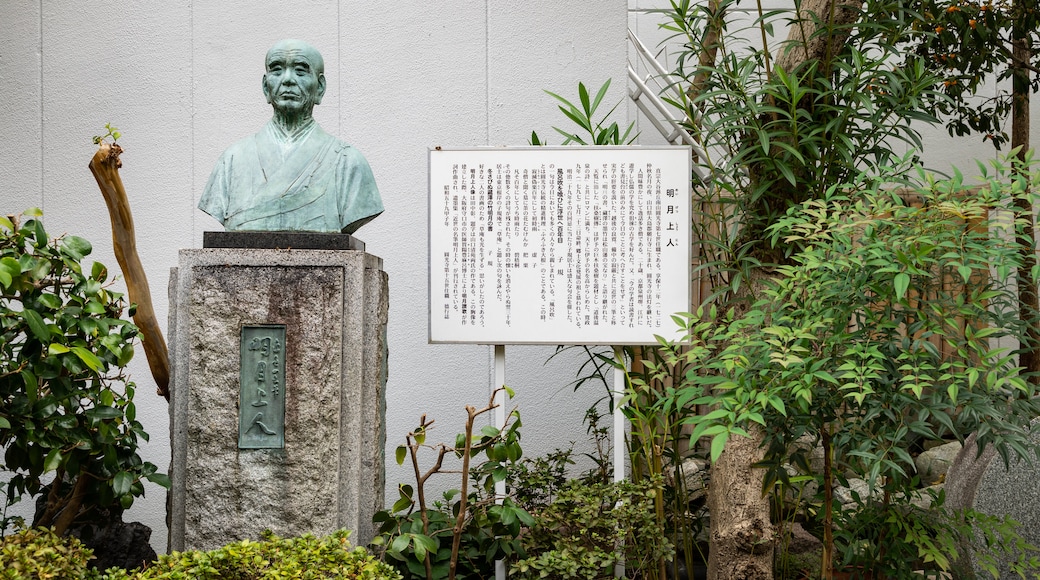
[511,478,673,580]
[0,527,399,580]
[0,210,167,535]
[101,530,399,580]
[373,388,529,580]
[0,527,98,580]
[664,161,1040,576]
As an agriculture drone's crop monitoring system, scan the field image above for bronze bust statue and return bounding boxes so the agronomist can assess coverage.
[199,39,383,234]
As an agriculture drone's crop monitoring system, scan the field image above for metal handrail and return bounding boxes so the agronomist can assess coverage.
[626,27,709,180]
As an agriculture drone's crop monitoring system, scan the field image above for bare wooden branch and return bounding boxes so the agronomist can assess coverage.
[89,142,170,400]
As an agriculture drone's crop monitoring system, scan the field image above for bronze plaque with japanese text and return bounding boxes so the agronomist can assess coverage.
[238,325,286,448]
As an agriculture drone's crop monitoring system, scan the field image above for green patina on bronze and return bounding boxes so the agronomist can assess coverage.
[239,325,287,449]
[199,39,383,234]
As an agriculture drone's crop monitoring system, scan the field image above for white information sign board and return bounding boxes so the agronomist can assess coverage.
[429,146,691,345]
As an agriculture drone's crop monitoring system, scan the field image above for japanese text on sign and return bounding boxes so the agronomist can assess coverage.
[239,325,286,449]
[429,147,691,345]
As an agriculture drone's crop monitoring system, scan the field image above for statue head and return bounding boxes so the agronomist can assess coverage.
[262,39,327,124]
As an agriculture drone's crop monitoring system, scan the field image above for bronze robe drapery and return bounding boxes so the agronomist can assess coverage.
[199,121,383,234]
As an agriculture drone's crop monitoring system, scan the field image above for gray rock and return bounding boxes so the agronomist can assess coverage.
[834,478,875,508]
[914,440,961,486]
[945,425,1040,579]
[776,522,821,555]
[678,458,708,501]
[70,519,156,571]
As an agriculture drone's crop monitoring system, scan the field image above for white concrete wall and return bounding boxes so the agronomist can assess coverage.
[0,1,625,553]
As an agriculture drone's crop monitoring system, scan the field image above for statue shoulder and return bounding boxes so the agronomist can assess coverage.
[217,132,261,160]
[330,140,374,168]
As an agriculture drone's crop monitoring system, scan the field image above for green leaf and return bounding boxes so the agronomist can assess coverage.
[392,495,412,513]
[957,264,972,283]
[578,82,591,116]
[894,272,910,301]
[0,417,9,429]
[0,257,20,288]
[591,79,611,115]
[21,370,38,402]
[112,471,133,496]
[48,343,70,355]
[31,219,47,247]
[22,309,51,341]
[71,346,105,373]
[91,261,108,281]
[43,448,62,473]
[85,406,122,420]
[37,293,62,310]
[61,235,92,260]
[395,445,407,465]
[84,300,107,314]
[390,534,410,555]
[710,431,730,462]
[413,534,437,562]
[144,472,171,489]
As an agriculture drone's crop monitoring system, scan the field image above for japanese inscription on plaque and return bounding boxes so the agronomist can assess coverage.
[239,325,286,449]
[429,147,692,345]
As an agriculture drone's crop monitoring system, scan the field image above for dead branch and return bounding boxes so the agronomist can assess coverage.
[88,142,170,400]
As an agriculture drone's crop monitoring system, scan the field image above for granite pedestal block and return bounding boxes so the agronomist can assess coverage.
[167,246,387,552]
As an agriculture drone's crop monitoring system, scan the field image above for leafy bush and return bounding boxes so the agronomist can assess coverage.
[0,527,398,580]
[660,160,1040,575]
[373,388,531,580]
[0,527,98,580]
[0,210,166,535]
[511,478,673,580]
[101,530,399,580]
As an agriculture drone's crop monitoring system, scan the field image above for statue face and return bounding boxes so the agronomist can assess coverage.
[262,42,327,116]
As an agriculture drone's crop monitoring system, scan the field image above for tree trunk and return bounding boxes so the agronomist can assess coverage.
[706,424,774,580]
[773,0,862,76]
[1010,1,1038,381]
[694,4,864,578]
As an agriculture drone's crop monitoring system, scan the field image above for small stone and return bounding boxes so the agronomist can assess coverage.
[914,440,961,485]
[835,478,876,508]
[678,458,708,501]
[776,522,821,555]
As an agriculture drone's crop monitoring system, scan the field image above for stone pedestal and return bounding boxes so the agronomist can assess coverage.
[167,244,387,552]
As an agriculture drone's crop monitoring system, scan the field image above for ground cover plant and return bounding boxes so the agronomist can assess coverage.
[0,527,400,580]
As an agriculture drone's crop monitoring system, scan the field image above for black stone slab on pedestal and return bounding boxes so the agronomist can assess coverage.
[203,231,365,251]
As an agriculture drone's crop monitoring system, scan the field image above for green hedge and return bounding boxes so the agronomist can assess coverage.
[0,528,401,580]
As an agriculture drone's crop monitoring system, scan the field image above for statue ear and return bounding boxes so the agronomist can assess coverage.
[315,73,327,106]
[262,74,272,104]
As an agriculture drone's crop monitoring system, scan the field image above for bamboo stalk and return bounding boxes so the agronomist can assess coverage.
[89,142,170,400]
